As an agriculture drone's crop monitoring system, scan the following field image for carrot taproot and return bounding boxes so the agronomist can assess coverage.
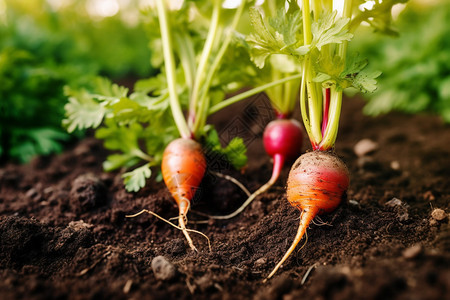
[161,138,207,251]
[265,150,349,280]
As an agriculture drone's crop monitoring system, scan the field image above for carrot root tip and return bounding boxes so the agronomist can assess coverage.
[178,213,198,252]
[125,209,211,252]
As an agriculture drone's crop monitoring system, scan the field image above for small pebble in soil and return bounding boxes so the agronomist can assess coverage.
[123,279,133,294]
[429,218,439,226]
[25,188,41,201]
[68,220,93,231]
[402,244,423,259]
[254,257,267,267]
[151,256,177,281]
[348,199,361,208]
[354,138,379,157]
[423,191,435,202]
[431,208,448,222]
[385,198,409,222]
[70,173,107,213]
[390,160,400,170]
[195,274,214,292]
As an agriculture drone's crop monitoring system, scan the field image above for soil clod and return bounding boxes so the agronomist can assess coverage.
[151,256,177,281]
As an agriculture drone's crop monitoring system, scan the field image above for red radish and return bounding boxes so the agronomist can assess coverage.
[210,118,303,219]
[263,118,304,170]
[266,150,349,280]
[161,138,207,251]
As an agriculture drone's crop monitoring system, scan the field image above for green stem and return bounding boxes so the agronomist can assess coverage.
[319,0,353,150]
[318,87,341,150]
[174,32,196,93]
[271,68,283,112]
[283,71,301,116]
[189,0,221,129]
[132,148,154,162]
[300,66,313,142]
[302,0,312,45]
[339,0,353,58]
[208,74,302,115]
[155,0,190,139]
[302,0,322,146]
[313,0,321,20]
[192,0,246,134]
[283,77,293,114]
[304,58,322,145]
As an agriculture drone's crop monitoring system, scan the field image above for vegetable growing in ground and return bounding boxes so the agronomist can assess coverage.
[160,138,207,250]
[242,0,406,280]
[63,0,301,250]
[207,1,305,220]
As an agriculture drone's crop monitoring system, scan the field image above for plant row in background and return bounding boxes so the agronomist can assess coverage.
[0,0,152,163]
[62,0,413,280]
[351,1,450,122]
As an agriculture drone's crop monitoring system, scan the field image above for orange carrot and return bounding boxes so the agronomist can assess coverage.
[161,138,207,251]
[266,150,349,280]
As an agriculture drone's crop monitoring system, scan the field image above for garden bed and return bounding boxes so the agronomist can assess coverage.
[0,95,449,300]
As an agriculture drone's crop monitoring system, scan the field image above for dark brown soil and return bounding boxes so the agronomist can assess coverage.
[1,95,449,300]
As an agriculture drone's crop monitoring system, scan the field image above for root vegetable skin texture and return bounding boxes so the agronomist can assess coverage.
[266,151,349,280]
[161,138,206,250]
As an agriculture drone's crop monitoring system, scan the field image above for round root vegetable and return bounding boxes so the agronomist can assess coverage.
[161,138,207,251]
[209,119,303,220]
[266,150,349,280]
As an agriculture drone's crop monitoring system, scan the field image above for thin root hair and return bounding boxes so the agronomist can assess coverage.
[209,171,251,197]
[126,209,211,251]
[312,216,332,227]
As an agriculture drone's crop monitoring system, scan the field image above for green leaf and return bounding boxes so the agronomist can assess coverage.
[268,1,302,48]
[134,72,168,95]
[352,0,409,35]
[223,137,247,170]
[92,76,129,100]
[62,77,127,133]
[122,164,152,192]
[95,120,144,154]
[9,128,69,163]
[246,8,281,68]
[341,54,381,92]
[63,87,107,133]
[28,128,69,155]
[311,12,353,50]
[103,153,141,171]
[313,52,380,92]
[352,69,382,93]
[109,96,155,125]
[203,127,247,170]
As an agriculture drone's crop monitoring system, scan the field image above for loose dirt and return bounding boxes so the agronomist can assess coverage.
[1,95,449,300]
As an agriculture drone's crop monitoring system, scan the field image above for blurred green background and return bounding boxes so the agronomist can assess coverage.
[0,0,153,163]
[350,0,450,123]
[0,0,449,164]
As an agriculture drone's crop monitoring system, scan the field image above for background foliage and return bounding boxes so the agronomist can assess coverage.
[352,0,450,122]
[0,0,153,163]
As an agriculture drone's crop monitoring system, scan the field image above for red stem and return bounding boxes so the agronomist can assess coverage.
[271,153,285,183]
[321,88,331,136]
[312,140,320,151]
[275,112,291,120]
